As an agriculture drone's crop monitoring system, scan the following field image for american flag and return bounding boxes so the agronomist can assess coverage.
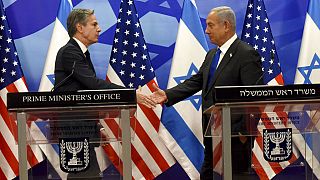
[104,0,175,179]
[0,1,43,179]
[241,0,299,179]
[241,0,284,86]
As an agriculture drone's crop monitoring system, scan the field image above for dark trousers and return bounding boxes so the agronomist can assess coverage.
[200,137,258,180]
[200,137,213,180]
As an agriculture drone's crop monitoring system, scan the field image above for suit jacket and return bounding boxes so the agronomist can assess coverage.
[164,38,263,133]
[54,38,122,91]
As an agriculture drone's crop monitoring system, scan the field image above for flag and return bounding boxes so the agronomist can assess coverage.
[159,0,207,178]
[35,0,72,178]
[294,0,320,178]
[105,0,175,179]
[241,0,300,179]
[295,0,320,84]
[0,0,43,179]
[241,0,284,86]
[38,0,72,91]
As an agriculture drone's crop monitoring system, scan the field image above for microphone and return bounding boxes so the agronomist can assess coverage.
[51,61,76,92]
[255,51,275,85]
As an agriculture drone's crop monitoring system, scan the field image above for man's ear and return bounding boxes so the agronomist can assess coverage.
[76,23,82,33]
[224,20,231,32]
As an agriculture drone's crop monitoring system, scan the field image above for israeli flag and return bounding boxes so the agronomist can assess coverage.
[36,0,72,178]
[30,121,68,179]
[159,0,208,178]
[38,0,72,91]
[294,0,320,178]
[294,0,320,85]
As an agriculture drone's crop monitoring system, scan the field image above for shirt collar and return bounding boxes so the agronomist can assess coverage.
[219,33,237,55]
[73,37,88,54]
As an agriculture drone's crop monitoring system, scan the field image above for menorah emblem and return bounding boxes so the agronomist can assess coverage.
[66,141,83,166]
[263,128,292,162]
[269,131,286,155]
[59,137,90,173]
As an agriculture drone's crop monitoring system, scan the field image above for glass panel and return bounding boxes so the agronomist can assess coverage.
[9,106,136,179]
[205,101,320,179]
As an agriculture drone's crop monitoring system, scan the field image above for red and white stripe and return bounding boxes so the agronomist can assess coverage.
[211,110,223,174]
[106,68,175,179]
[252,106,299,179]
[267,73,284,86]
[212,74,300,178]
[0,78,44,179]
[251,74,301,179]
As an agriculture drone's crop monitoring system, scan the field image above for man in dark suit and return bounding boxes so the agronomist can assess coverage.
[53,9,156,179]
[54,9,155,107]
[150,6,263,179]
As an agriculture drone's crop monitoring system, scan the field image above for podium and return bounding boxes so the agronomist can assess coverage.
[204,84,320,179]
[7,89,136,180]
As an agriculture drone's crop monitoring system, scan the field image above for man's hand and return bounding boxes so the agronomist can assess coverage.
[150,83,167,104]
[136,88,156,108]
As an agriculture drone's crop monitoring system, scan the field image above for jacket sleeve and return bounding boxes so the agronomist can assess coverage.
[164,51,213,107]
[62,46,124,90]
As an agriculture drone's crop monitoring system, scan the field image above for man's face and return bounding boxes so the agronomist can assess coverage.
[79,14,101,46]
[205,12,226,46]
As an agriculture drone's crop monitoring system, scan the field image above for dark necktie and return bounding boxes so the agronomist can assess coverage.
[207,49,221,87]
[84,50,91,61]
[84,50,96,75]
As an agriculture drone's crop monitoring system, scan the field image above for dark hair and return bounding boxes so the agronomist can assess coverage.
[67,9,94,37]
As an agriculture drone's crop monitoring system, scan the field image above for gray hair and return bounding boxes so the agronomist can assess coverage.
[67,9,94,37]
[211,6,236,32]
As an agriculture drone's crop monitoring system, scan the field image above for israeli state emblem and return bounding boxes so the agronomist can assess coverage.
[59,137,90,173]
[263,128,292,162]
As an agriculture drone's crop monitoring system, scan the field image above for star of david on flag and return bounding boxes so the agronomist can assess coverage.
[173,63,202,111]
[294,0,320,179]
[297,54,320,84]
[159,0,207,178]
[38,0,72,91]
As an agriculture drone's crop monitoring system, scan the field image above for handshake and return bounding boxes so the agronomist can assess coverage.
[135,84,167,108]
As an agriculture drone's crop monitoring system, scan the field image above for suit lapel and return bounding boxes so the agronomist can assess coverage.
[70,38,96,76]
[203,49,216,88]
[204,39,240,97]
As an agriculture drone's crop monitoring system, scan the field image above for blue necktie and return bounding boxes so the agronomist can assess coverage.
[207,49,221,87]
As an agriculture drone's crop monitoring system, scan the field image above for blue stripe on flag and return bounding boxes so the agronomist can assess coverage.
[181,0,208,51]
[308,0,320,28]
[57,0,72,29]
[298,111,320,161]
[36,121,60,154]
[304,132,320,162]
[162,106,204,171]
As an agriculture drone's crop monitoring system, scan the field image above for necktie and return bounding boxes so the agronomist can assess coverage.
[84,50,90,61]
[84,50,96,75]
[207,48,221,87]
